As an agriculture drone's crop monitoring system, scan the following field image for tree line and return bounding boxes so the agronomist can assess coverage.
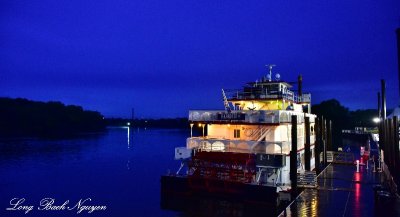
[0,97,105,137]
[0,97,381,139]
[312,99,381,146]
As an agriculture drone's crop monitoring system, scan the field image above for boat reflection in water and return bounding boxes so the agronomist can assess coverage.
[161,192,279,217]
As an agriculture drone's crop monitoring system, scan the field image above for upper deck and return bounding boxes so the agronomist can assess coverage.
[190,72,314,124]
[225,81,311,104]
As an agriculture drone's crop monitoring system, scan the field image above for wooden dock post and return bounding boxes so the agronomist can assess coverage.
[394,116,400,187]
[290,115,298,197]
[380,80,387,170]
[305,116,311,171]
[322,117,327,167]
[381,80,386,120]
[378,92,381,119]
[387,119,392,171]
[384,119,389,168]
[315,117,321,174]
[327,120,332,152]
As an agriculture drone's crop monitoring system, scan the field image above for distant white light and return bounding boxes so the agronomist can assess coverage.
[372,117,380,123]
[127,122,131,126]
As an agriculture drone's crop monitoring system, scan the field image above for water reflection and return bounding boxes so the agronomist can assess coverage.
[161,193,278,217]
[0,128,184,217]
[127,126,130,148]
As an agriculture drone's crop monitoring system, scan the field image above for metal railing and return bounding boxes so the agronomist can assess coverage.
[187,137,293,154]
[224,89,311,103]
[189,110,315,124]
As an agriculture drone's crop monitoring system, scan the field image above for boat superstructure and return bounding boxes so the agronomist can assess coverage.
[162,68,317,205]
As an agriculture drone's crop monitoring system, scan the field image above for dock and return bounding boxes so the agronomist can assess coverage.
[279,163,400,217]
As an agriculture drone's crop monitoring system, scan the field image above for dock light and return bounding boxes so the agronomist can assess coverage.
[373,117,380,123]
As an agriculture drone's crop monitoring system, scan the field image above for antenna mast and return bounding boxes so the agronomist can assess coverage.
[265,64,276,82]
[222,89,231,112]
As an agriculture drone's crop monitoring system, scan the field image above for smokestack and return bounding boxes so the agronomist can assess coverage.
[298,74,303,96]
[397,28,400,102]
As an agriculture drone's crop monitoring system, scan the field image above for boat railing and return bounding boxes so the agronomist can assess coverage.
[224,89,311,103]
[186,137,292,154]
[188,110,315,124]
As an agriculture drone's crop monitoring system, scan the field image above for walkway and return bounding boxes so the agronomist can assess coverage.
[279,163,400,217]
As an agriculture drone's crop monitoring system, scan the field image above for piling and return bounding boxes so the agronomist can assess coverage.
[378,92,381,119]
[322,117,327,167]
[378,92,384,154]
[383,119,388,167]
[315,117,321,174]
[390,118,394,171]
[381,80,386,120]
[305,116,311,171]
[290,115,298,197]
[394,116,400,186]
[396,28,400,97]
[327,120,332,152]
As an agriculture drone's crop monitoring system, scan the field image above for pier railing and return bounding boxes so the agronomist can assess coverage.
[189,110,315,124]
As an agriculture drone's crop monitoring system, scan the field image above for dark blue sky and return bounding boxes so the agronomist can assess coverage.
[1,1,400,118]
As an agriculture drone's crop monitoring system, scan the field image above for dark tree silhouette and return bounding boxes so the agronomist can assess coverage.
[312,99,352,147]
[0,97,105,137]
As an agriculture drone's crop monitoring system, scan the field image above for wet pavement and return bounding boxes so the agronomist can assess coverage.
[279,163,400,217]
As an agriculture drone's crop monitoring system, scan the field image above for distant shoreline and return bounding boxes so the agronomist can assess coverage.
[105,118,189,129]
[0,97,106,138]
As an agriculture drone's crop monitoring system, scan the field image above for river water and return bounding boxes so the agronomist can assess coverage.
[0,127,184,217]
[1,128,372,217]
